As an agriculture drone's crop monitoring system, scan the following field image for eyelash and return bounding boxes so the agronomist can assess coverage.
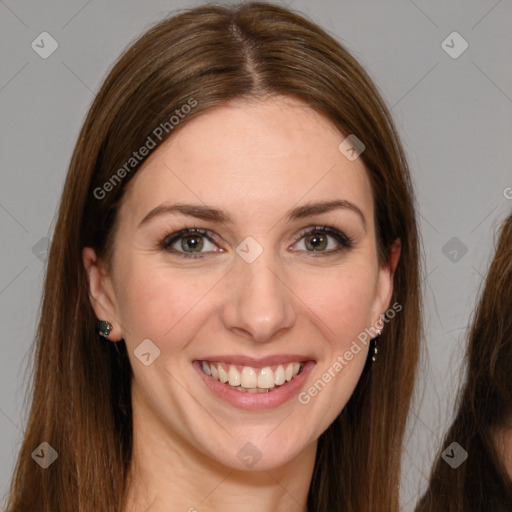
[158,225,354,259]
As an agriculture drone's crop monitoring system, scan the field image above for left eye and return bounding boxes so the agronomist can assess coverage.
[291,226,353,254]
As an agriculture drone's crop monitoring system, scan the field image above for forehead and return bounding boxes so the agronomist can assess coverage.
[121,96,373,226]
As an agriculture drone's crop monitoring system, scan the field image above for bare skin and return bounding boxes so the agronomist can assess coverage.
[83,96,400,512]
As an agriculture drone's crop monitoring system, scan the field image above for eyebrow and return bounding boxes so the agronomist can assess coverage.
[138,199,367,230]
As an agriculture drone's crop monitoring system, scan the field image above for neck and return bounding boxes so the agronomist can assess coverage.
[123,392,317,512]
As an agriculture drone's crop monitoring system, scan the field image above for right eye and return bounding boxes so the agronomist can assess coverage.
[159,227,224,259]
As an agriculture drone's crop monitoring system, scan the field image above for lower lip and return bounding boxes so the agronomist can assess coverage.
[192,360,316,410]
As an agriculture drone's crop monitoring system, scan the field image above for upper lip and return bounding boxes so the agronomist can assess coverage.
[195,354,315,367]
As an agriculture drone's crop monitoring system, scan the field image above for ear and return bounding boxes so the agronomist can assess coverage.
[371,238,401,327]
[82,247,123,341]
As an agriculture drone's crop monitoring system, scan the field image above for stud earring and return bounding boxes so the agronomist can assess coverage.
[96,320,113,339]
[372,329,382,362]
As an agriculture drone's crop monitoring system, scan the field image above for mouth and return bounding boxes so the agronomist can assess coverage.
[200,361,306,393]
[192,356,315,410]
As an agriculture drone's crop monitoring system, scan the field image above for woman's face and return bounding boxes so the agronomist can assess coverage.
[84,96,398,471]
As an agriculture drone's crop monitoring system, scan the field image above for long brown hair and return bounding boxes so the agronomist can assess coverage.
[416,213,512,512]
[5,3,421,511]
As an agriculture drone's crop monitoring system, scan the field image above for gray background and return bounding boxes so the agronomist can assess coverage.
[1,0,511,510]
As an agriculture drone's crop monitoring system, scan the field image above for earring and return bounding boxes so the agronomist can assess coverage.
[372,329,382,362]
[97,320,113,339]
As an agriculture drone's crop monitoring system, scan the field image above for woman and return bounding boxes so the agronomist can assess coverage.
[5,3,421,511]
[416,213,512,511]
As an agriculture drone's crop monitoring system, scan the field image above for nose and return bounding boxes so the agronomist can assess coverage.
[221,250,297,343]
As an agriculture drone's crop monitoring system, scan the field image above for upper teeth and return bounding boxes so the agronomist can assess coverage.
[201,361,304,390]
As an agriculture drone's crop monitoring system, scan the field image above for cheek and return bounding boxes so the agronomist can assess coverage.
[114,257,223,348]
[294,261,377,343]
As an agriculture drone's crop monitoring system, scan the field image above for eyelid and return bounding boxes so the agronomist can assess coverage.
[160,226,217,245]
[291,225,354,251]
[158,227,222,257]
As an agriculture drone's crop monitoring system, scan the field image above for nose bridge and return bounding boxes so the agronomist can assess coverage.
[222,247,296,342]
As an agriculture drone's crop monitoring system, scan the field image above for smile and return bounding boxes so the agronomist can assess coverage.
[201,361,305,393]
[193,357,315,410]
